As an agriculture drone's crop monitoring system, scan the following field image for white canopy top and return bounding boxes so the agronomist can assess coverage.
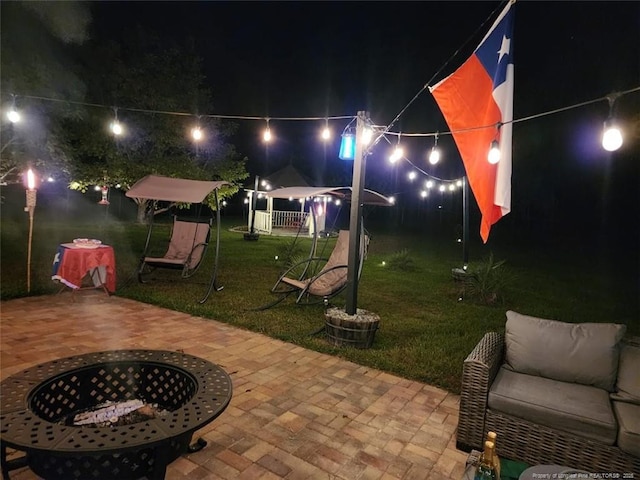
[126,175,229,203]
[266,186,393,207]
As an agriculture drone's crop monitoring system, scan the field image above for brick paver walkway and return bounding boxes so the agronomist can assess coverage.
[0,292,468,479]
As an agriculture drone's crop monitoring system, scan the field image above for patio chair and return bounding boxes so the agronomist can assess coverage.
[138,216,211,282]
[259,229,369,308]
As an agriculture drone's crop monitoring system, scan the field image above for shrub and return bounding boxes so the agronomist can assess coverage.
[385,249,416,271]
[462,253,512,305]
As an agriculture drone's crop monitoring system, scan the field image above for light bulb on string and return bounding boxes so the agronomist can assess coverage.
[321,119,331,140]
[7,109,20,124]
[7,95,21,123]
[428,133,440,165]
[602,93,623,152]
[408,171,417,181]
[389,135,403,164]
[426,179,434,189]
[420,190,428,198]
[263,118,272,143]
[361,127,373,145]
[110,108,123,136]
[191,126,203,141]
[602,119,623,151]
[488,140,501,164]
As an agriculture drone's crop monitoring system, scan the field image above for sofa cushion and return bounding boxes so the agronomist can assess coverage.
[488,367,617,445]
[504,310,626,391]
[612,401,640,457]
[611,340,640,405]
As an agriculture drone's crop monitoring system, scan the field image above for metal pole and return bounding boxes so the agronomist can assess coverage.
[345,111,368,315]
[462,175,469,269]
[250,176,259,234]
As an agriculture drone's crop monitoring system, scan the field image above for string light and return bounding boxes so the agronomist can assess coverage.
[110,108,123,136]
[428,133,440,165]
[321,118,331,140]
[602,119,623,152]
[263,118,272,142]
[191,126,203,141]
[7,98,20,124]
[389,136,403,164]
[488,140,501,164]
[602,93,623,152]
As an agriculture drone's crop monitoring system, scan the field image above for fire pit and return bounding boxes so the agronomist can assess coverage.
[0,350,232,480]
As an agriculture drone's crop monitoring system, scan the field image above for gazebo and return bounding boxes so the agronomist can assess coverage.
[244,165,321,237]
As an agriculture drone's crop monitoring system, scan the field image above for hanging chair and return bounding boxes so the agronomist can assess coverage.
[126,175,229,303]
[268,228,369,306]
[138,215,212,280]
[252,185,391,310]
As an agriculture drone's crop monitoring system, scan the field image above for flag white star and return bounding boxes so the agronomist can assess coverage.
[497,35,511,63]
[53,252,60,264]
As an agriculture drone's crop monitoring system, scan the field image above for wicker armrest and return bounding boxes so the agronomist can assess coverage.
[456,332,505,452]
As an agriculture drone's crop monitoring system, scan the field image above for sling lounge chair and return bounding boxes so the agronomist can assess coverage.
[266,229,369,306]
[138,216,211,281]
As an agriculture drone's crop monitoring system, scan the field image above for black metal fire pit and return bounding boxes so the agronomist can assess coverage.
[0,350,232,480]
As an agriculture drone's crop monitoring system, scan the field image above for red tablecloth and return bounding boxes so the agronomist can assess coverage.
[51,244,116,293]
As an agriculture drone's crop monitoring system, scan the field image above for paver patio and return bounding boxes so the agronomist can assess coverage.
[0,291,468,479]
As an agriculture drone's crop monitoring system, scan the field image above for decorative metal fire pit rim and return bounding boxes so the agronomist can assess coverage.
[0,349,233,455]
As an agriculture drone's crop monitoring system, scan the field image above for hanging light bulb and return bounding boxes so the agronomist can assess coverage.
[602,93,623,152]
[428,133,440,165]
[602,118,623,152]
[420,190,428,198]
[7,108,20,124]
[263,118,272,142]
[361,127,373,145]
[7,96,20,123]
[408,171,417,181]
[321,119,331,140]
[110,108,123,136]
[192,126,203,141]
[389,144,403,164]
[488,140,501,164]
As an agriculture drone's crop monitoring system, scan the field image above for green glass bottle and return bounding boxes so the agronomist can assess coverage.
[474,440,497,480]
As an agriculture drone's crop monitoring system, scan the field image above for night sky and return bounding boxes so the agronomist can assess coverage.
[11,1,640,245]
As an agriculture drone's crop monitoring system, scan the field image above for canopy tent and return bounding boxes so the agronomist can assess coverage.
[126,175,229,303]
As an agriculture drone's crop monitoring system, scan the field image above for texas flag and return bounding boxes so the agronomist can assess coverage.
[430,0,515,243]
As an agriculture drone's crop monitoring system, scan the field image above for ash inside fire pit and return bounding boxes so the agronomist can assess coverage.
[63,399,167,427]
[0,350,232,480]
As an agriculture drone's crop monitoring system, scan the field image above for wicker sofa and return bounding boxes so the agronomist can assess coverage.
[457,310,640,472]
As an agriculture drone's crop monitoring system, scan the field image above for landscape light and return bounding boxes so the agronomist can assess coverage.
[602,118,623,151]
[488,140,501,164]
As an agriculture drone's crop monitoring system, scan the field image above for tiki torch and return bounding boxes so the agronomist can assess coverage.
[24,168,37,293]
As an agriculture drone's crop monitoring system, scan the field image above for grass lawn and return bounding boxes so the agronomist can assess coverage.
[1,211,638,394]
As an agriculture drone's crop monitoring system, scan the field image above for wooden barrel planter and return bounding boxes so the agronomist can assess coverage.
[325,307,380,349]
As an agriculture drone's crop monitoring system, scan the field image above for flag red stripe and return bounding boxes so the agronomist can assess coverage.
[431,54,502,242]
